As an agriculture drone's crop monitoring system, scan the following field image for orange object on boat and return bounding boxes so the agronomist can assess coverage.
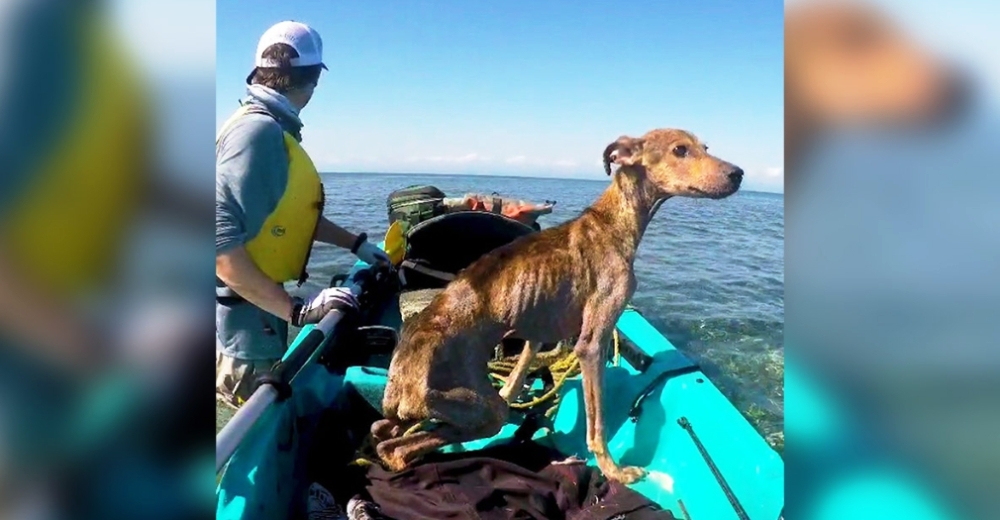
[449,193,556,226]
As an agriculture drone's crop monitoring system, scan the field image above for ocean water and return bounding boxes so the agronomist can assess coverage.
[217,172,785,452]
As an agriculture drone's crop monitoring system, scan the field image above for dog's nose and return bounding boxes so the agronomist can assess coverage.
[937,69,972,123]
[728,168,744,183]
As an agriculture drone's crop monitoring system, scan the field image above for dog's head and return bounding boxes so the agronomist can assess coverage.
[602,129,743,199]
[785,1,969,130]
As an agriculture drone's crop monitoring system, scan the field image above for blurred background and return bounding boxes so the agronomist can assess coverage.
[0,0,214,518]
[2,0,998,518]
[786,0,999,518]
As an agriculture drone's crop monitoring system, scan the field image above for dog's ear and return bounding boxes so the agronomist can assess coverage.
[602,136,643,175]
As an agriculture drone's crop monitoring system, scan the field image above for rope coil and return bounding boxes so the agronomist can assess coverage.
[486,330,620,417]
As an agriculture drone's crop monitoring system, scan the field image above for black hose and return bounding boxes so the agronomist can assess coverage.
[678,417,750,520]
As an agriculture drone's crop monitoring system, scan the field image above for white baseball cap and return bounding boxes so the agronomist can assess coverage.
[246,21,328,84]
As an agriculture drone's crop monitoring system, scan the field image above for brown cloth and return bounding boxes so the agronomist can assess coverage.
[361,441,676,520]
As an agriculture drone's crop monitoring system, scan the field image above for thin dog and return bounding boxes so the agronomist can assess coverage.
[372,129,743,483]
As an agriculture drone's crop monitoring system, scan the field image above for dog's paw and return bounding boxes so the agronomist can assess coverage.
[606,465,647,485]
[375,445,407,472]
[371,419,400,442]
[382,456,408,473]
[498,385,523,404]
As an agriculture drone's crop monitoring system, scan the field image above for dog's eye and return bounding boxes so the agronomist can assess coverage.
[841,20,883,52]
[672,145,688,158]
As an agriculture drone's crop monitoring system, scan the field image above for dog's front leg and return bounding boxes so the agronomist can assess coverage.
[499,340,543,403]
[575,327,645,484]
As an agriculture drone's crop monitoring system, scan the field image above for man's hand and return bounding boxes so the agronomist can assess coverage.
[355,240,390,266]
[291,287,359,327]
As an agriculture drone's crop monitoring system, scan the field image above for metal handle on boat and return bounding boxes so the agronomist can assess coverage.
[614,328,654,372]
[215,269,375,474]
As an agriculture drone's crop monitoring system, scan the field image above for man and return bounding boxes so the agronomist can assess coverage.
[216,21,389,407]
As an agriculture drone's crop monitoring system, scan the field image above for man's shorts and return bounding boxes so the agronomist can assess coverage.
[215,350,278,409]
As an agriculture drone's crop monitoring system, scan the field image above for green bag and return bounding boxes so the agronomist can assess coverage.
[386,185,446,233]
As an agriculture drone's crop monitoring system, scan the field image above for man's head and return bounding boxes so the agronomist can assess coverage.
[246,21,328,111]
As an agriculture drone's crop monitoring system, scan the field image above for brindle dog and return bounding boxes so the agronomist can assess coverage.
[372,129,743,483]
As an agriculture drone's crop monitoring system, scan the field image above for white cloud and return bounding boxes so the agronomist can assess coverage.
[316,154,343,164]
[407,153,490,164]
[300,146,343,165]
[737,165,784,193]
[502,156,583,168]
[742,166,784,183]
[310,150,606,176]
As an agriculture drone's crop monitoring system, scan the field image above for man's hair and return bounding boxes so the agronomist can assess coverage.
[250,43,323,93]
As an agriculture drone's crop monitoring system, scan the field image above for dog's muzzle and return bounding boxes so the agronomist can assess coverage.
[728,167,744,186]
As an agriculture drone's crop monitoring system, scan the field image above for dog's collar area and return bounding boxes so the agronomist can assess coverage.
[648,197,670,219]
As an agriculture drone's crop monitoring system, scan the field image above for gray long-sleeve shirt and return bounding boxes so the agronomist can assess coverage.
[215,85,306,360]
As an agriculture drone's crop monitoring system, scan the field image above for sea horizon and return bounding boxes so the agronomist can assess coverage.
[322,170,785,196]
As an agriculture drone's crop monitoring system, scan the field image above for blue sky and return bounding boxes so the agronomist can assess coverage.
[217,0,784,193]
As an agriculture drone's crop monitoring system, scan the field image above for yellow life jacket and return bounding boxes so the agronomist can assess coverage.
[0,13,148,296]
[216,105,324,285]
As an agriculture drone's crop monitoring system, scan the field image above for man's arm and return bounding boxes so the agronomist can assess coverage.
[314,216,359,250]
[314,217,390,266]
[216,246,294,322]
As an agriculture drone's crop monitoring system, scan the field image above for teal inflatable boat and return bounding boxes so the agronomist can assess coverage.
[215,208,785,520]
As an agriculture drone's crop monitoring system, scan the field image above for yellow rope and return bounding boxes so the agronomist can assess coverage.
[485,330,621,417]
[404,419,435,436]
[507,356,579,412]
[349,433,381,468]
